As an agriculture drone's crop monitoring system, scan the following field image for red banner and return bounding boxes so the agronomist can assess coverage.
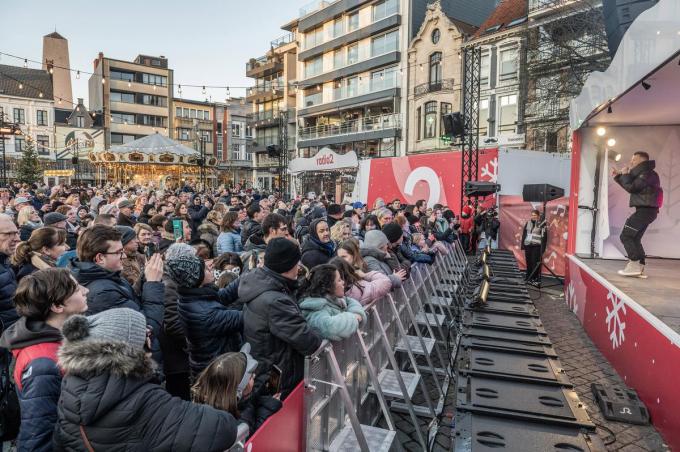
[566,257,680,449]
[244,381,304,451]
[498,195,569,277]
[366,149,498,213]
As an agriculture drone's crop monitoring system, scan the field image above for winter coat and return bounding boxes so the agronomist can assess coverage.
[345,271,393,306]
[459,215,474,235]
[240,267,321,397]
[240,218,262,246]
[399,241,433,264]
[19,223,41,242]
[238,394,282,436]
[158,273,189,377]
[217,230,243,254]
[54,339,238,451]
[0,318,62,452]
[0,253,19,332]
[178,284,243,380]
[614,160,662,208]
[360,247,403,288]
[117,212,136,227]
[300,237,335,269]
[198,222,220,256]
[299,296,366,341]
[16,253,55,282]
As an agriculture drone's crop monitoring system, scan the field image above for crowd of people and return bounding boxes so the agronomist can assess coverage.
[0,180,499,451]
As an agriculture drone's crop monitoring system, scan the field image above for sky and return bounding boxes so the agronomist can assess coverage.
[0,0,305,106]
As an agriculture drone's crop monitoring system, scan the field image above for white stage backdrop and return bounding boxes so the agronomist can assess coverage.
[600,125,680,259]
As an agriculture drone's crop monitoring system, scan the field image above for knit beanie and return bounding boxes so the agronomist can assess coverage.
[115,226,136,246]
[166,254,205,288]
[264,237,301,273]
[382,223,404,244]
[363,230,389,249]
[164,243,197,261]
[62,308,148,351]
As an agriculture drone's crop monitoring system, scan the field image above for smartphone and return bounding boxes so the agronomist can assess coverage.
[172,219,183,241]
[145,242,156,259]
[265,365,282,395]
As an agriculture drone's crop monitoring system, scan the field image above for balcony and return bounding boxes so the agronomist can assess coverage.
[299,76,400,116]
[246,56,284,78]
[245,85,284,103]
[413,78,456,97]
[528,0,590,19]
[247,109,296,128]
[298,0,373,32]
[302,47,400,86]
[297,113,401,147]
[271,32,296,49]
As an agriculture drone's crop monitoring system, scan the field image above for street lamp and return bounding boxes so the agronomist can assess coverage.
[0,114,23,186]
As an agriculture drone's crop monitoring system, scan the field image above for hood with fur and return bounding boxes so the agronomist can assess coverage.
[59,340,155,381]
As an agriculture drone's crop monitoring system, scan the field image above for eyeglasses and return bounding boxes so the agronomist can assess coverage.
[102,249,125,257]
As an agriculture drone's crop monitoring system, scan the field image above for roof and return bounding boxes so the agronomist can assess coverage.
[472,0,528,39]
[44,31,66,39]
[0,64,54,101]
[448,17,478,36]
[108,133,199,157]
[440,0,500,28]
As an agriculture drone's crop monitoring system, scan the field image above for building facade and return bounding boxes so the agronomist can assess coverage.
[172,98,215,157]
[406,1,473,154]
[464,0,528,150]
[88,53,173,148]
[215,99,254,188]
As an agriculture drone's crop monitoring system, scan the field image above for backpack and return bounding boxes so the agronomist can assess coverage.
[0,348,20,441]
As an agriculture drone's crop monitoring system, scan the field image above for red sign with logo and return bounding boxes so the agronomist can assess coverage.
[365,149,498,213]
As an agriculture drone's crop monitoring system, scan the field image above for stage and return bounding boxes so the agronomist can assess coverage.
[565,255,680,449]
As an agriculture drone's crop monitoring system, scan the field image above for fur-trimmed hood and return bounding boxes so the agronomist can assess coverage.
[59,340,155,380]
[198,221,219,237]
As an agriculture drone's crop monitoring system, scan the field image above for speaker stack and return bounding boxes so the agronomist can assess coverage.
[451,248,606,451]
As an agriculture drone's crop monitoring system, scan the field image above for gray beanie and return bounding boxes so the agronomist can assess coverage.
[166,254,204,288]
[363,230,389,249]
[62,308,148,351]
[115,226,136,246]
[164,243,197,261]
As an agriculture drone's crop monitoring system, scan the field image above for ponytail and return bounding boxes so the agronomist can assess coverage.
[12,241,33,266]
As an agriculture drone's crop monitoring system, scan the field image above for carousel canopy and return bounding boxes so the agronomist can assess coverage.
[108,132,199,156]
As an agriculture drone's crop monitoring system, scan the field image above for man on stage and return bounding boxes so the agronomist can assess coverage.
[611,151,662,277]
[521,209,547,286]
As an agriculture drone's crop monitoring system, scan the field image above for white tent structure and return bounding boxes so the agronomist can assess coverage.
[568,0,680,259]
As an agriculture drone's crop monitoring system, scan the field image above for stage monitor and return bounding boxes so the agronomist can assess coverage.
[522,184,564,203]
[465,181,501,197]
[442,112,464,137]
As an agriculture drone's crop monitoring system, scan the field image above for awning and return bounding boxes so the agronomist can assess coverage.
[108,132,199,156]
[288,148,358,174]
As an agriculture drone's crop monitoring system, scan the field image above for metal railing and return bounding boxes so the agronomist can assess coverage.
[298,113,401,141]
[304,242,471,451]
[271,32,296,48]
[302,77,399,109]
[529,0,584,13]
[299,0,334,17]
[413,78,456,96]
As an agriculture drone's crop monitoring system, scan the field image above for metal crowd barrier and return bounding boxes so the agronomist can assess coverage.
[303,242,472,451]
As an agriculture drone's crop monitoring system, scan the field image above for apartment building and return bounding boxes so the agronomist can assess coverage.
[215,99,254,187]
[245,28,297,191]
[406,1,474,154]
[88,53,173,148]
[173,98,214,156]
[464,0,528,150]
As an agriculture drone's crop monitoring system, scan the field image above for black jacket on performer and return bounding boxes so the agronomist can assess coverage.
[614,160,662,209]
[240,267,321,398]
[53,339,238,451]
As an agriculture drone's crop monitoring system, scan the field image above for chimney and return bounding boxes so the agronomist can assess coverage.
[77,98,84,105]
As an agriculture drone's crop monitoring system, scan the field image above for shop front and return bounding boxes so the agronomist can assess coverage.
[289,147,358,201]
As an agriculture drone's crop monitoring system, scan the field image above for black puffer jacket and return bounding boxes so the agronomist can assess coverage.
[300,218,335,269]
[0,253,18,332]
[240,267,321,397]
[158,273,188,377]
[54,339,238,451]
[177,284,243,379]
[614,160,662,208]
[240,218,262,246]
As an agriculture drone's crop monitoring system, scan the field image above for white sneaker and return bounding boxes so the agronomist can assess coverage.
[618,260,642,276]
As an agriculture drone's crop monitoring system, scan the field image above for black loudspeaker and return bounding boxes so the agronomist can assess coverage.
[196,158,205,166]
[71,156,79,165]
[267,144,281,158]
[443,112,464,137]
[465,181,501,197]
[522,184,564,203]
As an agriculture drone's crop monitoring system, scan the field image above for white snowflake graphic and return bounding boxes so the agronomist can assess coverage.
[543,250,558,270]
[605,291,627,349]
[565,281,577,314]
[480,158,498,183]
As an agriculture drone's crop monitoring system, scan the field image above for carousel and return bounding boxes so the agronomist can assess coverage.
[89,133,217,188]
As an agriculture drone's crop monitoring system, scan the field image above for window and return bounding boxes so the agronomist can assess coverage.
[347,43,359,65]
[13,108,25,124]
[480,52,490,86]
[176,107,182,117]
[141,94,167,107]
[0,107,3,121]
[139,115,166,127]
[371,66,397,90]
[431,29,440,44]
[346,76,358,97]
[440,102,452,135]
[429,52,442,85]
[499,48,518,81]
[36,110,48,126]
[371,30,398,56]
[305,56,323,78]
[373,0,397,21]
[333,49,344,68]
[416,107,421,140]
[498,94,518,132]
[479,98,489,135]
[177,128,191,140]
[76,116,84,128]
[141,73,167,86]
[110,133,136,145]
[305,26,324,48]
[424,101,437,138]
[15,137,25,152]
[332,18,344,38]
[183,108,190,118]
[347,12,359,32]
[37,135,49,154]
[232,123,241,137]
[110,70,134,82]
[190,109,196,119]
[110,91,135,103]
[216,123,223,135]
[111,112,135,124]
[200,131,212,143]
[204,110,210,121]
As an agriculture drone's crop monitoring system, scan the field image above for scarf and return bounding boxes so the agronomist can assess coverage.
[311,235,336,256]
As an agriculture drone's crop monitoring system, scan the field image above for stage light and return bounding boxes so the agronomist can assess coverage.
[607,138,616,147]
[596,127,606,136]
[607,104,612,114]
[608,152,621,162]
[641,80,651,90]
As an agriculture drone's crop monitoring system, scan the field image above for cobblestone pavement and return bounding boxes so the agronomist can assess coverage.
[384,283,669,451]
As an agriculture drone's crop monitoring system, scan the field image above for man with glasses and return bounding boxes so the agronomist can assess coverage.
[0,214,20,331]
[70,225,165,360]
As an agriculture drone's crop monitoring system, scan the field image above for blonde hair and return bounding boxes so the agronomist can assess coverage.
[134,223,153,235]
[16,205,37,227]
[330,220,350,243]
[191,352,246,417]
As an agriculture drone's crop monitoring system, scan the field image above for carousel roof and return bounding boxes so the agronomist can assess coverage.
[107,132,199,156]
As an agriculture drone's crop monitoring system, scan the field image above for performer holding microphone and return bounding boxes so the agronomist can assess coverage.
[611,151,662,277]
[521,209,547,286]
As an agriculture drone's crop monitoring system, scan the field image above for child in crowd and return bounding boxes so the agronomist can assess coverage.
[298,264,367,341]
